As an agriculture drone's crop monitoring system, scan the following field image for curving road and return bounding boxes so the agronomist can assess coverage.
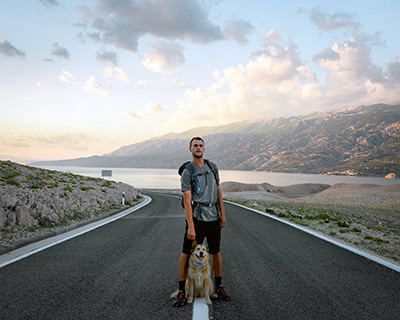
[0,192,399,320]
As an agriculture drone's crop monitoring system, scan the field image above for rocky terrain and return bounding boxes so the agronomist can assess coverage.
[32,104,400,176]
[221,182,400,265]
[0,160,141,250]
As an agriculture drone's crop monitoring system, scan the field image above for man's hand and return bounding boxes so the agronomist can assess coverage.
[187,225,196,240]
[220,216,226,228]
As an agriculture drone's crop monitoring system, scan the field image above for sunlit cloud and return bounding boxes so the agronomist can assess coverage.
[103,66,130,83]
[59,69,75,83]
[141,41,185,74]
[83,76,111,97]
[127,102,164,120]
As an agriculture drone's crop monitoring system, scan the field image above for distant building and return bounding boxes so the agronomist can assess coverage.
[385,173,396,179]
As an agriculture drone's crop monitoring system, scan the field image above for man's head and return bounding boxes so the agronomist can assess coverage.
[189,137,205,159]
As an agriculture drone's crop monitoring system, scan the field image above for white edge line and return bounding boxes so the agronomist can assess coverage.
[225,200,400,273]
[193,298,209,320]
[0,195,152,269]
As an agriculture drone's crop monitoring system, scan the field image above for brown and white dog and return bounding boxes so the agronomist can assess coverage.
[171,242,217,305]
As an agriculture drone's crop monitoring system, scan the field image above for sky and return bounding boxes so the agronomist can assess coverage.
[1,0,399,163]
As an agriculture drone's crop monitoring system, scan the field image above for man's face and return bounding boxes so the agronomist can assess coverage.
[190,139,205,159]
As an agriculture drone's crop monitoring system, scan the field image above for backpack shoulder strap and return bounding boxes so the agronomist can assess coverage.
[178,161,200,194]
[204,159,219,185]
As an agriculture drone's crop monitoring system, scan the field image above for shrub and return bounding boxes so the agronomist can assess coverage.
[265,208,275,214]
[6,179,21,187]
[337,220,350,228]
[64,186,73,192]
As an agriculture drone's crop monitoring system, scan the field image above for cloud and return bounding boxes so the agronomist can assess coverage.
[222,19,254,45]
[83,76,111,97]
[264,29,281,42]
[51,42,70,59]
[141,41,185,73]
[308,8,361,32]
[128,102,164,120]
[167,34,400,130]
[96,49,119,65]
[3,133,95,151]
[103,66,130,83]
[164,78,194,88]
[59,69,75,83]
[38,0,59,7]
[136,80,155,87]
[77,0,224,52]
[0,40,25,57]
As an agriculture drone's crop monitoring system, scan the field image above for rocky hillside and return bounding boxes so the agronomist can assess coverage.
[0,161,140,246]
[31,104,400,176]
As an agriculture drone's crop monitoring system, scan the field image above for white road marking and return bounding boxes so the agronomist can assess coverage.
[193,298,209,320]
[0,195,152,268]
[226,200,400,273]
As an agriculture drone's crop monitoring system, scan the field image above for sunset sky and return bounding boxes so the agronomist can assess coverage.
[1,0,399,163]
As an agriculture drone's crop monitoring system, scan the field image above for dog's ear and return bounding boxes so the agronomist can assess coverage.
[191,240,197,253]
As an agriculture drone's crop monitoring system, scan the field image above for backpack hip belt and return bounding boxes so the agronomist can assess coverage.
[194,201,218,208]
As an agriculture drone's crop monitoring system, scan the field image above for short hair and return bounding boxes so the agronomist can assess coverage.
[190,136,204,147]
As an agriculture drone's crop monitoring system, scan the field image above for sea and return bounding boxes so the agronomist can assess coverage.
[34,166,400,189]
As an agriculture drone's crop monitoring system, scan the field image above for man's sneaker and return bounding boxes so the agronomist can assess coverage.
[173,291,187,307]
[216,286,230,301]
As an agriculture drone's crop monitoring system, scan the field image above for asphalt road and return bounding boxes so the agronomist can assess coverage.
[1,193,399,320]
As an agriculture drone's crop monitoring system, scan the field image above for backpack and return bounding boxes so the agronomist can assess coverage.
[178,159,218,208]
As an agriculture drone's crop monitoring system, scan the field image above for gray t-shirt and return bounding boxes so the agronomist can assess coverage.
[181,161,220,222]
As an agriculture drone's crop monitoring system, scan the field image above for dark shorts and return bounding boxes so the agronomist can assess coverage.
[182,218,221,255]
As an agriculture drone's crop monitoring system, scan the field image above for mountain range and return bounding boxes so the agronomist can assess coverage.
[31,103,400,176]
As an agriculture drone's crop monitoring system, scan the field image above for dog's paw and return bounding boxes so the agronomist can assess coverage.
[210,293,218,299]
[188,297,193,304]
[206,298,212,305]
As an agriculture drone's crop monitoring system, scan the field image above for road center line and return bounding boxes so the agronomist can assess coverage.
[193,298,209,320]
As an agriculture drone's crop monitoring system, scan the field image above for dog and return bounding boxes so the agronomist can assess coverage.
[171,242,217,305]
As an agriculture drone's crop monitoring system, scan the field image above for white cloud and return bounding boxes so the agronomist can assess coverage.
[83,76,111,97]
[128,102,164,120]
[166,35,400,131]
[103,66,130,83]
[137,80,155,87]
[141,41,185,74]
[264,29,281,42]
[163,78,194,88]
[59,69,75,83]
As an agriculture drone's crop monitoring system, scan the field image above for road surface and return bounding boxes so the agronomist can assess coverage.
[1,192,399,319]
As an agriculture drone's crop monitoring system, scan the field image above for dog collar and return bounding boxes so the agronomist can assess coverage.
[192,260,207,268]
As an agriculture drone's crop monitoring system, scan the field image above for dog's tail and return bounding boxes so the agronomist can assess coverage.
[170,290,179,299]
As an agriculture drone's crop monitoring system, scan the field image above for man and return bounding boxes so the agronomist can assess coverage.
[173,137,230,307]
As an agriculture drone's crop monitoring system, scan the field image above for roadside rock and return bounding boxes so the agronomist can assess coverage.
[0,160,141,246]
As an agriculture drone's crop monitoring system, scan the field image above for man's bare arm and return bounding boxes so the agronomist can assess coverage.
[183,190,196,240]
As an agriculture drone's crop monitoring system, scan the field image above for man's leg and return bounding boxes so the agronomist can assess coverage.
[212,252,222,278]
[179,253,190,282]
[173,253,190,307]
[212,252,230,300]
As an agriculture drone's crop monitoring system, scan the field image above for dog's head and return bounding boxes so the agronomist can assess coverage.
[191,242,209,264]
